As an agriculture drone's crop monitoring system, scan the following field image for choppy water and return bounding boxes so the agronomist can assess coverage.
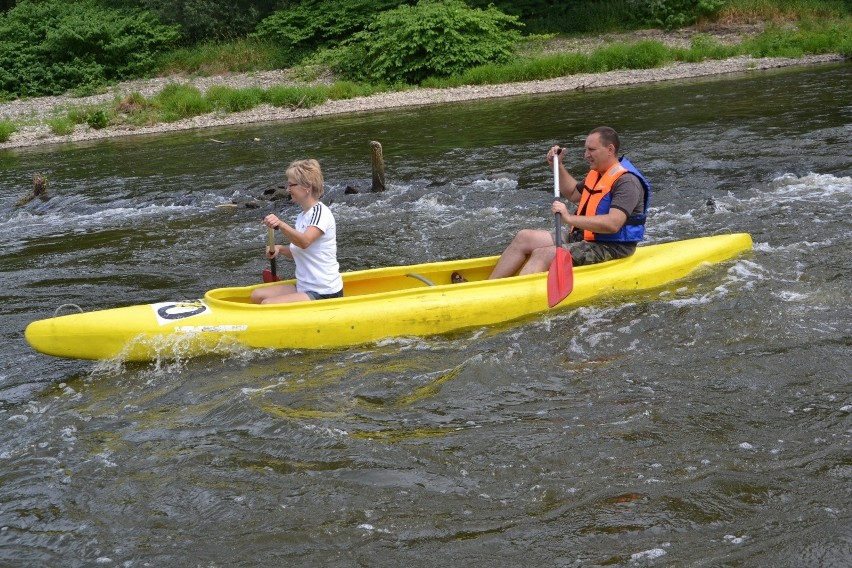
[1,62,850,567]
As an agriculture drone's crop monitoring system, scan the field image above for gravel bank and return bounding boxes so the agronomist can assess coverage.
[0,52,843,151]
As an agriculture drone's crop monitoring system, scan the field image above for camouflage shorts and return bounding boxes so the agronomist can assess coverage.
[562,238,636,266]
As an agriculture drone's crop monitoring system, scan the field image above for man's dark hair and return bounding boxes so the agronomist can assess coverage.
[590,126,620,154]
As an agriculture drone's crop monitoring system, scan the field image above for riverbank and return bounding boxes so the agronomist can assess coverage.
[0,45,844,151]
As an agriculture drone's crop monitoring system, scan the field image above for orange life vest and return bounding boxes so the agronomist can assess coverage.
[571,157,649,243]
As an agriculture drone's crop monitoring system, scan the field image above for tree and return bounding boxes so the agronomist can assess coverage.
[334,0,523,85]
[0,0,179,98]
[251,0,410,64]
[102,0,285,43]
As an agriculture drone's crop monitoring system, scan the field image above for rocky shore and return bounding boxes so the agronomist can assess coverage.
[0,50,843,151]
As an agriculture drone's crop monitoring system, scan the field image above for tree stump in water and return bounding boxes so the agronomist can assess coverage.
[16,173,48,206]
[370,140,386,192]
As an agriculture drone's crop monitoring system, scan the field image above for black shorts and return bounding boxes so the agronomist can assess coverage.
[563,236,637,266]
[305,289,343,301]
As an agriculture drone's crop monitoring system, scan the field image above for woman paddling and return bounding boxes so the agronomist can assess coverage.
[250,159,343,304]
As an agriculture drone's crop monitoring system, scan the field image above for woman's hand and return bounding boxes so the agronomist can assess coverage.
[265,244,281,259]
[261,214,282,229]
[265,244,292,260]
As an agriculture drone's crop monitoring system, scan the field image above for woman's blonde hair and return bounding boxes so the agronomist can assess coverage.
[287,159,324,198]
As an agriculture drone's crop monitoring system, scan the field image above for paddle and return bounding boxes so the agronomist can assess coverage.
[547,148,573,307]
[262,226,280,283]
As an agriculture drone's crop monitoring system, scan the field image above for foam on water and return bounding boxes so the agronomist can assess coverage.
[469,177,519,192]
[2,201,205,244]
[767,172,852,200]
[727,172,852,213]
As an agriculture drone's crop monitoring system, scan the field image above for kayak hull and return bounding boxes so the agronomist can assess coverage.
[25,233,753,361]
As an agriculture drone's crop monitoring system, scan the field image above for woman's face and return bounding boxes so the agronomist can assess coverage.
[286,177,312,205]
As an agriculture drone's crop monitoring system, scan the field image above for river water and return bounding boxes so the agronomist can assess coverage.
[1,62,850,566]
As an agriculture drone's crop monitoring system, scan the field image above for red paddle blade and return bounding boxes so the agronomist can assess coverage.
[547,247,573,308]
[262,268,280,283]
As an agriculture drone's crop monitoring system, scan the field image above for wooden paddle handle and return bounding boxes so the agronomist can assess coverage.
[267,226,276,252]
[267,227,278,279]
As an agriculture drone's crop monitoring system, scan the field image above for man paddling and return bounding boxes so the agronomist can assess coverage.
[488,126,651,278]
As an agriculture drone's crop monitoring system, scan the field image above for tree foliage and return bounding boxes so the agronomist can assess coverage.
[102,0,284,44]
[251,0,410,65]
[1,0,843,103]
[0,0,179,98]
[466,0,728,33]
[333,0,524,85]
[646,0,727,29]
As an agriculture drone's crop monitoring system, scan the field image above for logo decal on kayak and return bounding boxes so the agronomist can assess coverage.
[151,300,210,325]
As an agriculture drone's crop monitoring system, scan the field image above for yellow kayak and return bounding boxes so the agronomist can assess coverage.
[25,233,752,361]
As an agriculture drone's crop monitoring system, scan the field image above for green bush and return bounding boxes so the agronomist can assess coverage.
[61,105,115,129]
[334,0,524,85]
[468,0,727,34]
[0,120,16,142]
[0,0,179,98]
[106,0,281,44]
[86,109,111,129]
[252,0,407,66]
[516,0,645,34]
[647,0,727,29]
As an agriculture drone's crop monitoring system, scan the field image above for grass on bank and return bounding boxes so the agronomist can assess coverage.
[156,38,294,76]
[716,0,850,22]
[424,18,851,87]
[4,15,850,143]
[0,119,15,143]
[41,80,387,138]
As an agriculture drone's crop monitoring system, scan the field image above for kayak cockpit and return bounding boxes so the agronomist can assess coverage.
[207,256,500,305]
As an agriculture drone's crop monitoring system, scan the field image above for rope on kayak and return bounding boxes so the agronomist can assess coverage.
[405,273,435,287]
[54,303,84,316]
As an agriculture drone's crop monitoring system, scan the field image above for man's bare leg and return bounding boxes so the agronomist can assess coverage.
[519,245,557,275]
[488,229,554,279]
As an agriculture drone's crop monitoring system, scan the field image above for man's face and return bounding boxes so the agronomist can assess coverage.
[584,133,614,172]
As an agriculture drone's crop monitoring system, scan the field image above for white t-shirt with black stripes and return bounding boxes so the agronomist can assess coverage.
[290,202,342,294]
